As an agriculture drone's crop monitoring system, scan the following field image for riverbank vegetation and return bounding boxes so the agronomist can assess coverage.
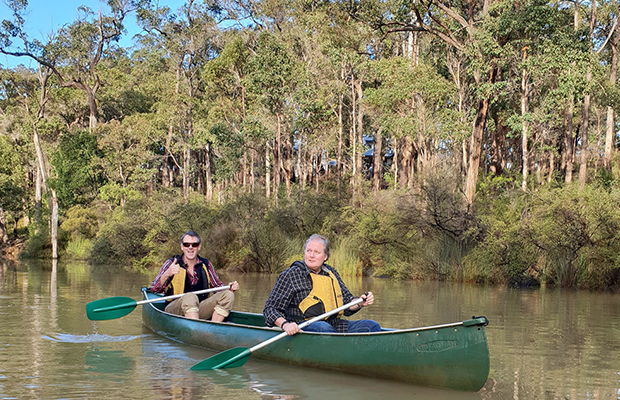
[1,0,620,291]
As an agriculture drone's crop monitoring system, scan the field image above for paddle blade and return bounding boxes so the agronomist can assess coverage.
[191,347,251,370]
[86,297,138,320]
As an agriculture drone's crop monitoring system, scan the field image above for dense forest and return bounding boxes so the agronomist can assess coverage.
[2,0,620,291]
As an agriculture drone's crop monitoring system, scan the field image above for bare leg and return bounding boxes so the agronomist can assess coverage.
[211,312,226,322]
[185,311,199,319]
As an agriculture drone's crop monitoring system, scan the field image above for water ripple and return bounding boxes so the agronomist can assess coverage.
[41,333,143,343]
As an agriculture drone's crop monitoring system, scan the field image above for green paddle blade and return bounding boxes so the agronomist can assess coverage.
[85,297,138,321]
[191,347,251,370]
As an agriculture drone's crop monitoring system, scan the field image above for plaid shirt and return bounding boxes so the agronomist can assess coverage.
[150,255,224,294]
[263,261,360,333]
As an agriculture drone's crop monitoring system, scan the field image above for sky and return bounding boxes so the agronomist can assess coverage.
[0,0,185,68]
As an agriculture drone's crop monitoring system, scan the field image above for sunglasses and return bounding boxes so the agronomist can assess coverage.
[182,242,200,248]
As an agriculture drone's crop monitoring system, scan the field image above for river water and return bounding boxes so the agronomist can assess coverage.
[1,258,619,399]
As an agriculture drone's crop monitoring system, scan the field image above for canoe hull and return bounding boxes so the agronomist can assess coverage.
[141,288,489,391]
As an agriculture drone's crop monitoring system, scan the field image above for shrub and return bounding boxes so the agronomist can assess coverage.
[522,184,620,289]
[464,188,539,286]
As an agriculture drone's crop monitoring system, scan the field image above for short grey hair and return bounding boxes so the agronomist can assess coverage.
[304,234,330,260]
[180,230,201,244]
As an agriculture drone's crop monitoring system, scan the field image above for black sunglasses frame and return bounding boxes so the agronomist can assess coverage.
[182,242,200,248]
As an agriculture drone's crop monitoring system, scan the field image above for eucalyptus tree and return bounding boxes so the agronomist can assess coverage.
[0,62,62,256]
[347,0,522,206]
[0,126,27,244]
[201,34,258,198]
[0,68,32,240]
[593,1,619,173]
[365,57,459,190]
[96,115,160,206]
[286,5,345,193]
[50,129,105,209]
[292,0,374,194]
[478,0,580,190]
[138,0,226,202]
[0,0,146,132]
[247,30,296,205]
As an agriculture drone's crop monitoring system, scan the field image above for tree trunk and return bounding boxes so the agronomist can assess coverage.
[183,144,190,203]
[565,0,581,184]
[50,189,58,259]
[274,112,282,207]
[464,96,491,206]
[356,79,364,181]
[564,101,575,183]
[163,125,174,187]
[33,124,59,258]
[0,206,8,245]
[351,77,358,178]
[301,142,308,189]
[35,165,42,224]
[521,66,530,191]
[401,137,414,189]
[548,148,556,184]
[578,78,591,189]
[490,113,506,177]
[337,92,344,195]
[250,147,256,193]
[265,144,271,199]
[284,135,293,199]
[205,143,213,201]
[372,131,383,192]
[315,153,320,192]
[604,35,618,170]
[86,87,98,132]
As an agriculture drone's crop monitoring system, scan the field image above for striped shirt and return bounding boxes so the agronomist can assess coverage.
[150,255,224,294]
[263,261,360,333]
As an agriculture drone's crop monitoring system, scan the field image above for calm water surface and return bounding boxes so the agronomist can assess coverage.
[1,258,619,399]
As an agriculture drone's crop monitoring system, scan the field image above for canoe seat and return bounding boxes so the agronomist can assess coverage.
[226,311,267,327]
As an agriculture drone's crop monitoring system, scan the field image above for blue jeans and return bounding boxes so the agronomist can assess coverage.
[302,319,381,333]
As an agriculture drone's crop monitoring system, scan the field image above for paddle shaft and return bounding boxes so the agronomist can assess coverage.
[136,285,231,306]
[249,296,364,353]
[191,296,367,370]
[93,285,231,313]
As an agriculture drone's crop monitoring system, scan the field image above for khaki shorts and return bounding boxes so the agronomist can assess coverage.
[164,290,234,319]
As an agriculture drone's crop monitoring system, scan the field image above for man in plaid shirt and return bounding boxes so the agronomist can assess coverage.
[263,234,380,334]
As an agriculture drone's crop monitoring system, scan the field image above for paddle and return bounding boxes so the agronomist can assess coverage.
[190,295,366,371]
[86,285,231,321]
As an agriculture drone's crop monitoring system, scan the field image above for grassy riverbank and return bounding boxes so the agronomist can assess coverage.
[13,171,620,293]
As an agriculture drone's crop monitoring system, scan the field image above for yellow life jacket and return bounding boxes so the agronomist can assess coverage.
[298,269,344,320]
[168,263,211,300]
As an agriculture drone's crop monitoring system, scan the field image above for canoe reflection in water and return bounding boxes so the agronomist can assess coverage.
[141,288,490,392]
[141,332,484,400]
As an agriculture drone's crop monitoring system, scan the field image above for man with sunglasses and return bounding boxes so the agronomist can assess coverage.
[150,230,239,321]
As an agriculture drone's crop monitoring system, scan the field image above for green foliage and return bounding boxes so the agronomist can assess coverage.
[330,191,421,279]
[464,181,620,290]
[523,185,620,289]
[274,187,342,239]
[64,237,94,260]
[0,134,26,214]
[90,198,153,265]
[245,217,293,273]
[50,130,105,209]
[464,186,539,286]
[6,0,620,294]
[60,205,101,240]
[21,229,53,259]
[329,236,363,277]
[248,31,296,113]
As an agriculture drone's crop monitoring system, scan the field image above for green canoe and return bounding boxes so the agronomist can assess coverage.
[140,288,490,392]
